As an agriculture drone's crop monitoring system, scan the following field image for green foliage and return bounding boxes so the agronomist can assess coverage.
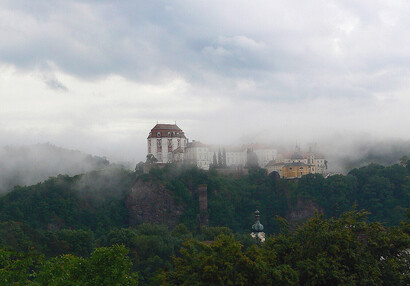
[162,211,410,285]
[34,244,138,285]
[0,166,134,232]
[0,245,138,286]
[56,229,94,257]
[0,248,43,285]
[0,162,408,285]
[98,224,186,285]
[162,235,258,285]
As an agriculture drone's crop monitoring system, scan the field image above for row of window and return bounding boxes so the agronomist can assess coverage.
[288,166,315,171]
[149,131,181,137]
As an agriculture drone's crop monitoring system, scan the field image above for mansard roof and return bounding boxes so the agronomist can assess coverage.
[151,124,182,131]
[148,123,186,139]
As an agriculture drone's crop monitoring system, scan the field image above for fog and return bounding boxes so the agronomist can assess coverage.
[0,0,409,188]
[0,134,408,194]
[0,143,109,193]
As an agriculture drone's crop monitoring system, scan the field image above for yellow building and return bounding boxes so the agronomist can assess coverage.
[282,162,315,179]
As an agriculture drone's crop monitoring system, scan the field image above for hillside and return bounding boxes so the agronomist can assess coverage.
[0,143,110,193]
[0,162,408,234]
[0,162,408,285]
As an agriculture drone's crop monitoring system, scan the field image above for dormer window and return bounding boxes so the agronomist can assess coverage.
[157,132,161,137]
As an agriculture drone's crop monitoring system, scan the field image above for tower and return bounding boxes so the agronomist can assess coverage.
[250,210,265,242]
[147,123,187,163]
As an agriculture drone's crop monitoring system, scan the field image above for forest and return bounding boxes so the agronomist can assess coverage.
[0,160,409,285]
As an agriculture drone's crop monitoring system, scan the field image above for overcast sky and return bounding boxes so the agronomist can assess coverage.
[0,0,409,162]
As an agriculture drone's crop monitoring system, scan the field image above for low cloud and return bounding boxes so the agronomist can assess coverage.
[0,0,409,164]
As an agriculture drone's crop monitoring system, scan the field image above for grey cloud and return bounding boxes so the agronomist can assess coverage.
[0,0,409,164]
[1,0,408,93]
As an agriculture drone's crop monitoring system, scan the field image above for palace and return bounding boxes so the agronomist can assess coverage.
[146,123,327,177]
[147,123,276,170]
[147,124,188,163]
[266,145,327,179]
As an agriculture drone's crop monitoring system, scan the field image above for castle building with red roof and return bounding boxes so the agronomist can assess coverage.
[146,123,277,170]
[147,123,187,163]
[146,124,326,176]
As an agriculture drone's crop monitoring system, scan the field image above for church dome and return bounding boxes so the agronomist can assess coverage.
[291,151,304,160]
[251,210,264,232]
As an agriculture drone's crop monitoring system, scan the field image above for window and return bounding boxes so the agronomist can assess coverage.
[289,167,293,170]
[157,139,162,152]
[299,167,303,170]
[157,132,161,137]
[168,132,171,136]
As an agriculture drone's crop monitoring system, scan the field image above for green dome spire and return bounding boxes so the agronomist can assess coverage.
[252,210,264,232]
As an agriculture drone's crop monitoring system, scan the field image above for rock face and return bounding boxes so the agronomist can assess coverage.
[286,198,321,228]
[125,179,184,228]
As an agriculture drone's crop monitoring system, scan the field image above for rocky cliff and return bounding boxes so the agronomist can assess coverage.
[286,198,321,228]
[125,179,184,228]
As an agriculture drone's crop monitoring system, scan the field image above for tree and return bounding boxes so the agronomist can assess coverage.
[245,149,259,168]
[161,211,410,285]
[218,149,223,168]
[0,248,42,285]
[146,154,158,164]
[222,148,227,168]
[161,235,257,285]
[34,244,138,285]
[211,152,217,169]
[135,161,145,174]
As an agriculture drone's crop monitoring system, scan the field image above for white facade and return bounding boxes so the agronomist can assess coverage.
[185,142,211,170]
[185,144,277,170]
[146,124,279,170]
[254,149,277,167]
[226,151,246,166]
[147,124,187,163]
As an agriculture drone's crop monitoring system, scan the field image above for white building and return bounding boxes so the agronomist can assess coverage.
[185,141,211,170]
[147,124,187,163]
[146,123,277,170]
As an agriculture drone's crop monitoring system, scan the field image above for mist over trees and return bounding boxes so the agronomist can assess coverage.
[0,138,408,195]
[318,137,410,173]
[0,143,109,194]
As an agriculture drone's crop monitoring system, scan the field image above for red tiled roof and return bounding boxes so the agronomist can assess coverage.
[148,123,186,139]
[151,124,182,131]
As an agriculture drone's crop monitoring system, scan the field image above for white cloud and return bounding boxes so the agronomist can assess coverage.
[0,0,409,162]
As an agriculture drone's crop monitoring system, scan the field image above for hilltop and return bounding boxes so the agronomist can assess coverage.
[0,143,110,193]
